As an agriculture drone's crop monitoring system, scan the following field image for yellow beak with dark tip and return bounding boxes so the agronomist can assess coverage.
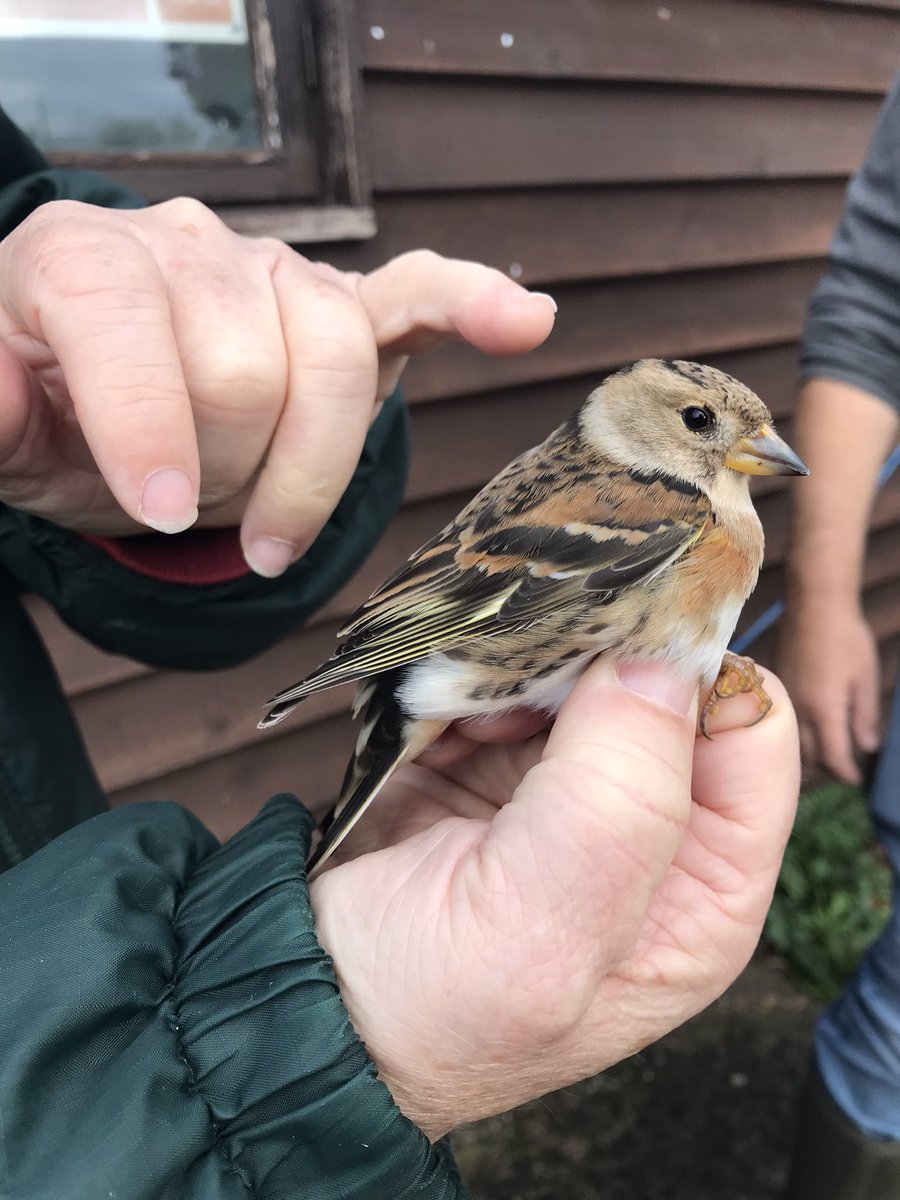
[725,424,809,477]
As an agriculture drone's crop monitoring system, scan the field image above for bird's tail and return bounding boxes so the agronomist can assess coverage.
[306,671,447,880]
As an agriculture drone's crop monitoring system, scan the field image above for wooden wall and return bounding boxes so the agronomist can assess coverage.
[28,0,900,839]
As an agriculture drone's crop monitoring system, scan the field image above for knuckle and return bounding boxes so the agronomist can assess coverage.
[13,213,150,309]
[396,248,444,273]
[187,342,285,402]
[153,195,222,235]
[304,331,378,382]
[16,199,89,241]
[254,235,292,261]
[268,464,333,509]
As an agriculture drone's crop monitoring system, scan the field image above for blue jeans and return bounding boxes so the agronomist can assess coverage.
[816,681,900,1140]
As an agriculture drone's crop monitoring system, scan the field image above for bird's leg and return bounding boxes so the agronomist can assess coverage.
[699,652,772,740]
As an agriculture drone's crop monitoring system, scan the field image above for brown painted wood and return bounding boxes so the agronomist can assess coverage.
[110,713,357,843]
[366,80,881,191]
[360,0,900,94]
[401,261,824,403]
[18,0,900,836]
[319,181,845,286]
[71,620,354,793]
[817,0,900,11]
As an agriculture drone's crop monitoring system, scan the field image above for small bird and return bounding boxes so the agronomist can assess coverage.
[260,359,808,877]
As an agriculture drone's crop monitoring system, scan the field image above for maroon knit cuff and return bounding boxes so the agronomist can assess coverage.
[82,528,252,585]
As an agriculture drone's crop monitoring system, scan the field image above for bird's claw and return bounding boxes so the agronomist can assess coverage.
[699,652,772,739]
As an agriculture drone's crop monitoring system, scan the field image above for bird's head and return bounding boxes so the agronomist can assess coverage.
[580,359,808,491]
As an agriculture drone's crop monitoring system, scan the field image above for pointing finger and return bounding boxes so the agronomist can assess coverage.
[356,250,557,402]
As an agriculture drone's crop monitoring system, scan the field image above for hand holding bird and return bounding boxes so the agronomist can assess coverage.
[307,655,801,1139]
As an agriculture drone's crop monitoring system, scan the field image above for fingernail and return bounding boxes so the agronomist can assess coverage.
[139,468,198,534]
[523,291,557,314]
[618,661,697,716]
[246,536,296,578]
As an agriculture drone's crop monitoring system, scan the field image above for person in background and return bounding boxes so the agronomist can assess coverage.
[780,77,900,1200]
[0,109,799,1197]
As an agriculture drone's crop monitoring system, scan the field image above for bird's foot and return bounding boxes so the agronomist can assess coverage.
[699,652,772,740]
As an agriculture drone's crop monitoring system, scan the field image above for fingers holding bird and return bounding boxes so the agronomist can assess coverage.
[633,667,799,1006]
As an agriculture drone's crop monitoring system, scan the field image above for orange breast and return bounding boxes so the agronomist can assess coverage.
[675,521,761,614]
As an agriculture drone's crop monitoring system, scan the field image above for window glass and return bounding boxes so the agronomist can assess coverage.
[0,0,263,153]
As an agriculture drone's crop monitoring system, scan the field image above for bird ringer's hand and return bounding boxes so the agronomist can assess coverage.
[0,199,555,575]
[310,659,800,1140]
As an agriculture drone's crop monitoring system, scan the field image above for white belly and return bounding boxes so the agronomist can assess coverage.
[651,595,746,691]
[396,650,596,722]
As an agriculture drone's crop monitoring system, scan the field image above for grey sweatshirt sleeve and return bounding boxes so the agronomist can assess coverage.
[801,75,900,414]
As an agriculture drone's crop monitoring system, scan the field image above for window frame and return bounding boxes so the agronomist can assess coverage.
[42,0,374,241]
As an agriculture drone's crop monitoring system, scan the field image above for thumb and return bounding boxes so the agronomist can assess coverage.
[478,657,698,969]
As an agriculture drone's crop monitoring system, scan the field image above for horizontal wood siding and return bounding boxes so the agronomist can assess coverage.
[27,0,900,838]
[366,82,881,190]
[359,0,899,91]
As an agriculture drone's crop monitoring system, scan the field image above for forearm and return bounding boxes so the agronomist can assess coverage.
[786,377,898,612]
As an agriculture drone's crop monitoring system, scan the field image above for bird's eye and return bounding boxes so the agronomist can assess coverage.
[681,406,714,433]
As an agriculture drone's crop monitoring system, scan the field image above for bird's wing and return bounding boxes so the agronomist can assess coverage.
[260,463,711,724]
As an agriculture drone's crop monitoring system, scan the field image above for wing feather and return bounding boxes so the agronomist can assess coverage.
[259,461,711,726]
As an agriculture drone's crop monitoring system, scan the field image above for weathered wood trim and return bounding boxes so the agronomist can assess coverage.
[217,203,376,241]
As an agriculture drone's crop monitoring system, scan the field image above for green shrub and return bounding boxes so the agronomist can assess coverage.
[764,782,891,1003]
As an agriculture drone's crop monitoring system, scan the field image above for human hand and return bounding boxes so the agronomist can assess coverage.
[778,602,881,784]
[309,658,799,1141]
[0,198,555,573]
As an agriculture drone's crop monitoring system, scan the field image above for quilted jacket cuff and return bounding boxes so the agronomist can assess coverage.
[0,794,465,1199]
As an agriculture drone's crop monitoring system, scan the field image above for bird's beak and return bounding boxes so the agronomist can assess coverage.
[725,424,809,477]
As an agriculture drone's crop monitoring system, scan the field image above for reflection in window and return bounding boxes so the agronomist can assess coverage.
[0,0,263,154]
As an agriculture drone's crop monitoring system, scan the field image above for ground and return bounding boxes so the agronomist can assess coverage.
[452,957,818,1200]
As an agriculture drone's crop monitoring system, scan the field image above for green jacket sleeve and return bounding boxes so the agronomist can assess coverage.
[0,793,466,1200]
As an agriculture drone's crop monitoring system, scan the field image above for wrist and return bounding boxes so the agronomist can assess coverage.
[784,570,862,618]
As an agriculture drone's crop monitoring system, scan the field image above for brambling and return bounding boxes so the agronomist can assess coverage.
[260,359,808,877]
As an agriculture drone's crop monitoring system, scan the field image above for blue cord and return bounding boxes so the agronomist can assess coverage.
[729,443,900,655]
